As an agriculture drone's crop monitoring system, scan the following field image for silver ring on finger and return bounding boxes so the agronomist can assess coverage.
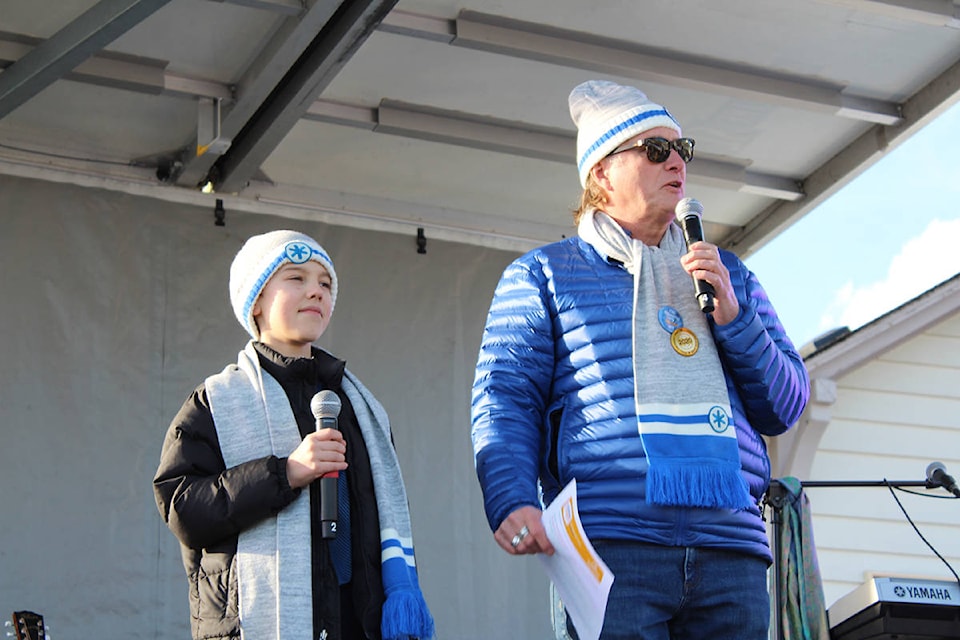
[511,525,530,548]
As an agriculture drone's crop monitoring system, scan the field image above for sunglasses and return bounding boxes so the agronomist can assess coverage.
[609,137,695,164]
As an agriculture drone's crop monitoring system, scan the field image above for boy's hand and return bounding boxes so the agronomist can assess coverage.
[286,429,347,489]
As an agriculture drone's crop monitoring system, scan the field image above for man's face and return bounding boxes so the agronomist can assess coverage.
[253,260,333,357]
[600,126,687,225]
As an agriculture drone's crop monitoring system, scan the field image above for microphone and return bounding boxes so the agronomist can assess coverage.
[310,390,343,538]
[926,461,960,498]
[675,197,715,314]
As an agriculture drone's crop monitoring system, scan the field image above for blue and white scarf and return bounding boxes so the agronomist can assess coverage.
[578,210,752,509]
[206,341,434,640]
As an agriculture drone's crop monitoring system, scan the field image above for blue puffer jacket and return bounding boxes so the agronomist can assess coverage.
[471,234,809,563]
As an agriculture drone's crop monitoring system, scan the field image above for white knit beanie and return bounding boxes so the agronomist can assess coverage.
[570,80,682,187]
[229,230,338,340]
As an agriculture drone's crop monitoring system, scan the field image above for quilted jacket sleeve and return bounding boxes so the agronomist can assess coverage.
[153,385,300,549]
[471,257,555,532]
[713,252,810,436]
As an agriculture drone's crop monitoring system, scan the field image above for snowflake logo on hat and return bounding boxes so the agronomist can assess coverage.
[284,241,313,264]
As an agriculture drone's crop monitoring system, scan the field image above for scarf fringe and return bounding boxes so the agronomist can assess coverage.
[647,460,753,509]
[381,587,435,640]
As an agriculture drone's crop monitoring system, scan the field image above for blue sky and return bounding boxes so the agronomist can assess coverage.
[745,100,960,350]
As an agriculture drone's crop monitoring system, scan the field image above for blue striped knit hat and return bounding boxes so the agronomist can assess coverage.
[229,230,338,339]
[570,80,682,187]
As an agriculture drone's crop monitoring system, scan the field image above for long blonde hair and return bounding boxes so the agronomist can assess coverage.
[573,169,608,224]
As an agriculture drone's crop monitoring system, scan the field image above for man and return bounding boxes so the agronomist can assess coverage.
[470,80,809,639]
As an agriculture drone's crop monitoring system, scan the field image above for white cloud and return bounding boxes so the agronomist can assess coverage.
[817,218,960,333]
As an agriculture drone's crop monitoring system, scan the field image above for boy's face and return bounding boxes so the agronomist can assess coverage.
[253,260,333,358]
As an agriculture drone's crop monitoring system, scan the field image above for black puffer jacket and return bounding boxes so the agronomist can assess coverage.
[154,343,384,640]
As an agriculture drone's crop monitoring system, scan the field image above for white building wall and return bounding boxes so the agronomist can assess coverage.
[792,313,960,610]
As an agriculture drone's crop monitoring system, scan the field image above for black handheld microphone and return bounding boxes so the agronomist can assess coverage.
[926,461,960,498]
[310,390,343,538]
[675,197,716,314]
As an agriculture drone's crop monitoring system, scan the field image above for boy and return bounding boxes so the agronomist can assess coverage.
[154,230,433,640]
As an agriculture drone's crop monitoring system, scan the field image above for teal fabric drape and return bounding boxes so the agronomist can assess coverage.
[777,477,830,640]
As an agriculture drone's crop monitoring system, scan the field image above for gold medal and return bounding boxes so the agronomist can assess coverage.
[670,327,699,357]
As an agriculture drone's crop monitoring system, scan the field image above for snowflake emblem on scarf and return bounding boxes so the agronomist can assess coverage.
[708,406,730,433]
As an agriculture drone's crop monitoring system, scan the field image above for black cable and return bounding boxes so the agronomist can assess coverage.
[894,486,958,499]
[883,478,960,591]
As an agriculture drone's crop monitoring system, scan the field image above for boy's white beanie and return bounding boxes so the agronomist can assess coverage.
[229,230,338,340]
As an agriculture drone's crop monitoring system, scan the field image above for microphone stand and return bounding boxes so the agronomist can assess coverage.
[765,477,933,640]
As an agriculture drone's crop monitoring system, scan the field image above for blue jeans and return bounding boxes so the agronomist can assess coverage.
[568,541,770,640]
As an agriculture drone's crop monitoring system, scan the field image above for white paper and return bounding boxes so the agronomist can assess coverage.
[538,479,614,640]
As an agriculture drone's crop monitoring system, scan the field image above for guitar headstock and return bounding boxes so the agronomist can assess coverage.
[6,611,45,640]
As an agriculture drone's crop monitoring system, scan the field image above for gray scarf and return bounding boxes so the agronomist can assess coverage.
[578,210,751,509]
[206,342,434,640]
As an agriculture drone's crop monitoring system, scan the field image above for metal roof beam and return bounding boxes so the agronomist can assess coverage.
[378,9,456,42]
[172,0,346,188]
[210,0,305,17]
[305,98,804,201]
[211,0,400,193]
[0,33,164,94]
[0,0,173,119]
[0,32,231,100]
[379,9,902,126]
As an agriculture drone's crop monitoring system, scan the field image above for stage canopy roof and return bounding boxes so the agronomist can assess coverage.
[2,0,959,253]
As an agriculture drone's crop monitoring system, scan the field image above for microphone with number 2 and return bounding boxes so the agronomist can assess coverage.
[926,461,960,497]
[310,390,342,538]
[674,197,715,314]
